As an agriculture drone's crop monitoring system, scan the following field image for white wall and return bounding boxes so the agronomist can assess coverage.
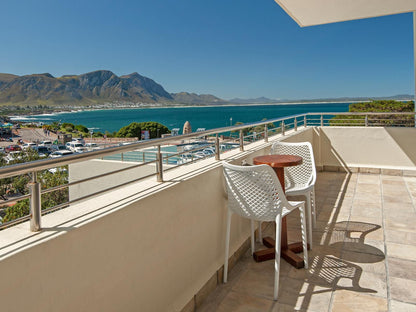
[69,160,158,200]
[317,127,416,169]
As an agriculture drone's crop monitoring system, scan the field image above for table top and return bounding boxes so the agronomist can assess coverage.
[253,154,302,168]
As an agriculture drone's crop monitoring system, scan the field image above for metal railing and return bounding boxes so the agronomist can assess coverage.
[0,111,414,231]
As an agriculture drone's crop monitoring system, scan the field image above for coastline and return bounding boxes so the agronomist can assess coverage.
[7,98,413,119]
[8,100,358,119]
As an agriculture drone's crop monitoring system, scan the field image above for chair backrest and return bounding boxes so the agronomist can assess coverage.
[222,162,289,221]
[271,141,316,188]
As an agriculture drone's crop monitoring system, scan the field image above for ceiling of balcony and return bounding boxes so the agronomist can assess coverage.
[274,0,416,27]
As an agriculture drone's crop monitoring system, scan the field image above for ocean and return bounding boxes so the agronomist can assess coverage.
[11,102,351,133]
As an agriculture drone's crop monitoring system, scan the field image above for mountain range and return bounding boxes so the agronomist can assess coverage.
[0,70,413,107]
[0,70,226,107]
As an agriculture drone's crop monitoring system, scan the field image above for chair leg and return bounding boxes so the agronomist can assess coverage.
[258,221,262,243]
[311,189,317,227]
[305,193,313,250]
[250,220,255,255]
[224,210,232,283]
[299,204,309,270]
[274,214,282,300]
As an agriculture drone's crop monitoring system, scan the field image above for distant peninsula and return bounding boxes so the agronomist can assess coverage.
[0,70,412,112]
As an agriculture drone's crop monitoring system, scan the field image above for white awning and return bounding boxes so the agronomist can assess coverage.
[274,0,416,27]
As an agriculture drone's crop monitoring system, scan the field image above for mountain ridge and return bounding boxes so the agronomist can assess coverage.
[0,70,223,106]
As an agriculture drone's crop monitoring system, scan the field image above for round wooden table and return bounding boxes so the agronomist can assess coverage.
[252,154,306,269]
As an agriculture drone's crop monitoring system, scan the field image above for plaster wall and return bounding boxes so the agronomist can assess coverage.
[318,127,416,168]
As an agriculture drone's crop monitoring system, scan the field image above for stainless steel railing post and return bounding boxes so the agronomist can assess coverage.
[215,134,220,160]
[29,171,41,232]
[281,121,285,136]
[239,130,244,151]
[320,115,324,127]
[365,115,368,127]
[156,145,163,182]
[304,115,307,128]
[264,124,268,142]
[294,117,297,131]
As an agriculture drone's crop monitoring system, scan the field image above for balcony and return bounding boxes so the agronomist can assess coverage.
[0,113,415,311]
[197,170,416,311]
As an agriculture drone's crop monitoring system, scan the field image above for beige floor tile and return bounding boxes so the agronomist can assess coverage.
[385,229,416,245]
[383,194,413,204]
[275,277,333,312]
[332,290,387,312]
[350,208,382,224]
[388,257,416,281]
[355,183,381,194]
[386,242,416,262]
[343,239,384,257]
[313,230,345,246]
[390,300,416,312]
[390,277,416,304]
[358,174,381,184]
[270,302,309,312]
[353,194,382,205]
[340,250,386,276]
[385,219,416,233]
[231,263,281,300]
[214,290,274,312]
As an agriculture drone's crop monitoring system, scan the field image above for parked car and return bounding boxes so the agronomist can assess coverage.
[49,150,74,158]
[71,138,85,145]
[50,144,67,151]
[39,140,53,148]
[74,146,88,153]
[85,143,102,151]
[5,145,21,152]
[22,142,37,150]
[33,146,51,157]
[67,142,84,152]
[4,151,23,164]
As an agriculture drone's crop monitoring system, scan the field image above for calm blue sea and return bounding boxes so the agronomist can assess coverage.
[11,103,351,133]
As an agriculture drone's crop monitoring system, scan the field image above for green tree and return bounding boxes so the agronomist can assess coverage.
[61,122,75,132]
[116,121,170,139]
[331,100,415,126]
[2,199,30,223]
[75,124,89,133]
[39,169,69,210]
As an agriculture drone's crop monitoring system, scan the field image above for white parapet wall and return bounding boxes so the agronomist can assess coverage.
[315,127,416,172]
[68,159,159,201]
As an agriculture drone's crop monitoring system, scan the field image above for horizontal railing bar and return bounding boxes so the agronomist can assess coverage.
[0,113,309,179]
[0,193,31,205]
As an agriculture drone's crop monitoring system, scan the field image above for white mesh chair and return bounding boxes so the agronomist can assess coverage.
[271,141,317,249]
[222,162,308,300]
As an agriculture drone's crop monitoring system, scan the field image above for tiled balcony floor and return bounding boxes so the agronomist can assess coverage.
[198,172,416,312]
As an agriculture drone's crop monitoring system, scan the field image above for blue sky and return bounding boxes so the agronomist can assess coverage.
[0,0,413,100]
